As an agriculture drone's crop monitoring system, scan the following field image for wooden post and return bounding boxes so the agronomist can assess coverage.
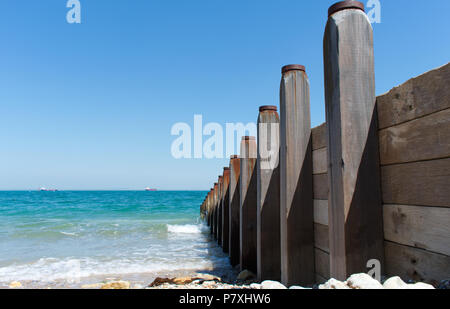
[280,64,315,286]
[240,136,258,273]
[222,167,230,253]
[212,183,218,238]
[257,106,281,281]
[324,0,384,280]
[217,176,223,246]
[229,155,241,267]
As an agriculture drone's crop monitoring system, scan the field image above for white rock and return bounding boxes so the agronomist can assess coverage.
[237,270,256,281]
[408,282,435,289]
[261,280,287,289]
[346,273,383,289]
[383,276,408,289]
[319,278,349,289]
[250,283,261,289]
[289,286,306,289]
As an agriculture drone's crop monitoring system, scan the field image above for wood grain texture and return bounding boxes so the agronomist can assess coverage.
[324,9,384,280]
[312,123,327,150]
[229,158,241,267]
[383,204,450,256]
[314,200,329,226]
[315,248,331,280]
[381,158,450,207]
[385,241,450,285]
[280,69,315,286]
[379,108,450,165]
[313,174,328,200]
[377,63,450,129]
[314,223,330,253]
[239,145,258,273]
[313,148,328,175]
[256,110,281,281]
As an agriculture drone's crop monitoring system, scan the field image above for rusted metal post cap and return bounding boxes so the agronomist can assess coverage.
[328,1,365,17]
[282,64,306,74]
[259,105,278,112]
[242,136,256,141]
[224,167,230,171]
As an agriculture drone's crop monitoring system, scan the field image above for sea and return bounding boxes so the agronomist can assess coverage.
[0,191,231,288]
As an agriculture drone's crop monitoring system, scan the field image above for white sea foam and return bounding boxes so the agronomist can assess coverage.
[166,224,206,234]
[0,255,228,283]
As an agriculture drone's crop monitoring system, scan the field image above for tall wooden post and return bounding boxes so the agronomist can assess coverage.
[222,167,230,253]
[217,176,223,246]
[229,155,241,267]
[240,136,258,272]
[280,64,315,286]
[257,106,281,281]
[324,1,384,280]
[212,183,218,238]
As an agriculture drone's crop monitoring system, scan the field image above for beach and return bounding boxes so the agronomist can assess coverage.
[0,191,234,289]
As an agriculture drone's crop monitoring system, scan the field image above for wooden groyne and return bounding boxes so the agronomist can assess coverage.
[200,0,450,286]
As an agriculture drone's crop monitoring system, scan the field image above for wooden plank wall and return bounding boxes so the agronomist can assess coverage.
[377,62,450,285]
[311,123,330,283]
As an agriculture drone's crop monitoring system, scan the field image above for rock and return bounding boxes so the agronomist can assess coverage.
[202,281,217,288]
[101,281,131,289]
[346,273,383,289]
[149,277,174,287]
[408,282,435,289]
[9,281,22,289]
[250,283,261,289]
[319,278,349,289]
[81,283,103,289]
[289,286,306,289]
[383,276,408,289]
[438,280,450,289]
[237,270,256,281]
[196,273,221,282]
[261,280,287,289]
[172,277,196,285]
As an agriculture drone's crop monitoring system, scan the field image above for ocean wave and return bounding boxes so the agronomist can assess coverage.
[0,255,229,283]
[166,224,206,234]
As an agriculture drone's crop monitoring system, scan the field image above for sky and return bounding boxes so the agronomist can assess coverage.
[0,0,449,190]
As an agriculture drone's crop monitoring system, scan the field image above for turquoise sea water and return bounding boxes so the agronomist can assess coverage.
[0,191,228,286]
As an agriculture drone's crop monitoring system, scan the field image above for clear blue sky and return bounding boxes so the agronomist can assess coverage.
[0,0,449,190]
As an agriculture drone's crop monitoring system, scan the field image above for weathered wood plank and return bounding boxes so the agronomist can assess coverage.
[315,273,328,284]
[312,123,327,150]
[315,248,331,280]
[280,66,314,286]
[229,156,241,267]
[379,108,450,165]
[313,174,328,200]
[313,148,328,175]
[240,137,258,273]
[324,8,384,280]
[383,204,450,256]
[381,158,450,208]
[377,63,450,129]
[385,241,450,285]
[314,223,329,253]
[257,108,281,281]
[313,200,328,226]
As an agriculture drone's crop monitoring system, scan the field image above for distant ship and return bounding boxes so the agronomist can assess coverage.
[145,187,157,191]
[39,187,58,192]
